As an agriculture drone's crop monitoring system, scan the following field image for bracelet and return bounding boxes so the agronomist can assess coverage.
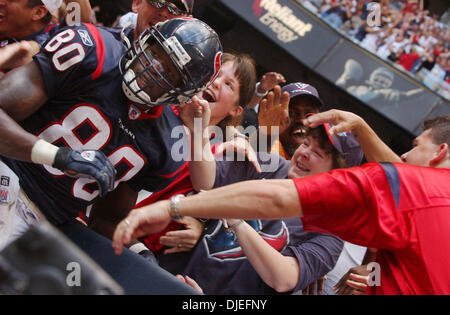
[255,82,268,97]
[225,220,244,233]
[169,194,185,220]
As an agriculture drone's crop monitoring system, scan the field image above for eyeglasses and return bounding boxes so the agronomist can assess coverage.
[145,0,188,16]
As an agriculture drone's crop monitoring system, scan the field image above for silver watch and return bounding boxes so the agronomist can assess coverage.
[169,194,184,220]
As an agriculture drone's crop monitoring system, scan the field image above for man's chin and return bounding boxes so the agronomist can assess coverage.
[288,169,308,180]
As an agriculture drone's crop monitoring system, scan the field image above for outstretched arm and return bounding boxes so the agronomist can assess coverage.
[112,179,300,254]
[177,96,216,191]
[0,41,40,72]
[227,218,300,293]
[247,72,286,109]
[179,97,260,192]
[303,109,402,163]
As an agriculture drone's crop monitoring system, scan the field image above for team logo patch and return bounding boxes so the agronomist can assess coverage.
[292,83,313,95]
[77,29,93,46]
[80,151,96,161]
[128,105,141,120]
[0,188,9,203]
[204,220,289,261]
[0,176,9,187]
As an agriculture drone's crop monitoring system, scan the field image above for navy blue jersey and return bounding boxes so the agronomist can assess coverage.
[2,23,186,225]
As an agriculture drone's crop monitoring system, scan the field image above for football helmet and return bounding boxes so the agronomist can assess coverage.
[120,18,223,107]
[367,67,394,89]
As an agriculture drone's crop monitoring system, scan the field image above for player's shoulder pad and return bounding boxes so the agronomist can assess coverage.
[42,23,106,78]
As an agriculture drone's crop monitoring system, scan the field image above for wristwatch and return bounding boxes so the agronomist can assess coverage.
[169,194,185,220]
[225,220,244,234]
[255,82,268,97]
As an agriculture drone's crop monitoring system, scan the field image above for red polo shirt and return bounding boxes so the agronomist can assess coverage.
[294,162,450,294]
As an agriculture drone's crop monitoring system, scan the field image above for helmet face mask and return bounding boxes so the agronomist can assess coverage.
[120,18,223,108]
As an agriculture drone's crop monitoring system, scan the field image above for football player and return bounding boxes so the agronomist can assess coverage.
[0,17,222,253]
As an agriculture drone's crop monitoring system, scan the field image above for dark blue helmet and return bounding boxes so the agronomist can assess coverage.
[120,18,223,107]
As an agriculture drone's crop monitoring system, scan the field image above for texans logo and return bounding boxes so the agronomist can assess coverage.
[128,105,141,120]
[204,220,289,261]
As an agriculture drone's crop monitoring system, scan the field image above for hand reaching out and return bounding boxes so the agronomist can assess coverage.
[302,109,363,136]
[176,275,204,294]
[177,95,211,133]
[0,41,39,70]
[247,72,286,109]
[258,85,290,135]
[333,265,370,295]
[259,72,286,93]
[214,134,261,173]
[302,276,327,295]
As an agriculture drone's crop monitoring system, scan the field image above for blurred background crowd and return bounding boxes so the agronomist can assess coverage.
[86,0,449,100]
[298,0,450,99]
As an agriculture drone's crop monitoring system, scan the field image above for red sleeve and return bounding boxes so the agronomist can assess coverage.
[293,163,409,250]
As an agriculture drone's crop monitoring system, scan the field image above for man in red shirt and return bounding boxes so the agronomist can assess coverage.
[113,112,450,294]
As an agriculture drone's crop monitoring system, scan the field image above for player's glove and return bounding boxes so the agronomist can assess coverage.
[53,147,116,197]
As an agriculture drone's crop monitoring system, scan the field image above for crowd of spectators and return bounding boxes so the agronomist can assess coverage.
[299,0,450,100]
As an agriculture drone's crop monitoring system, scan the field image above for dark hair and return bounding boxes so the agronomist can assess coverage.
[423,115,450,148]
[305,126,347,170]
[217,52,257,131]
[222,52,257,109]
[27,0,53,24]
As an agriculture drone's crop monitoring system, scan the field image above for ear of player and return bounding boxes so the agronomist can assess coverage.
[53,147,116,197]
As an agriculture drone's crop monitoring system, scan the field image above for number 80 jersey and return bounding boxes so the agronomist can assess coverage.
[2,23,187,225]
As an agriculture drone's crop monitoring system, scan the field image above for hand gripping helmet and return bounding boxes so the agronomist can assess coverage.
[120,18,223,107]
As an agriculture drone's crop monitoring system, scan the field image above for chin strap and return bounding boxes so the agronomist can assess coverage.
[120,22,133,51]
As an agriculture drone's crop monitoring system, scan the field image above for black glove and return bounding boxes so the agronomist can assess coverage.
[53,148,116,197]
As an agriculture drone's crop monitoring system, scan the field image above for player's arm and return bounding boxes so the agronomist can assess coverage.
[0,61,49,161]
[0,61,115,196]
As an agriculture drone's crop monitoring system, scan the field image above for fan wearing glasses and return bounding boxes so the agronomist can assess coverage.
[131,0,194,37]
